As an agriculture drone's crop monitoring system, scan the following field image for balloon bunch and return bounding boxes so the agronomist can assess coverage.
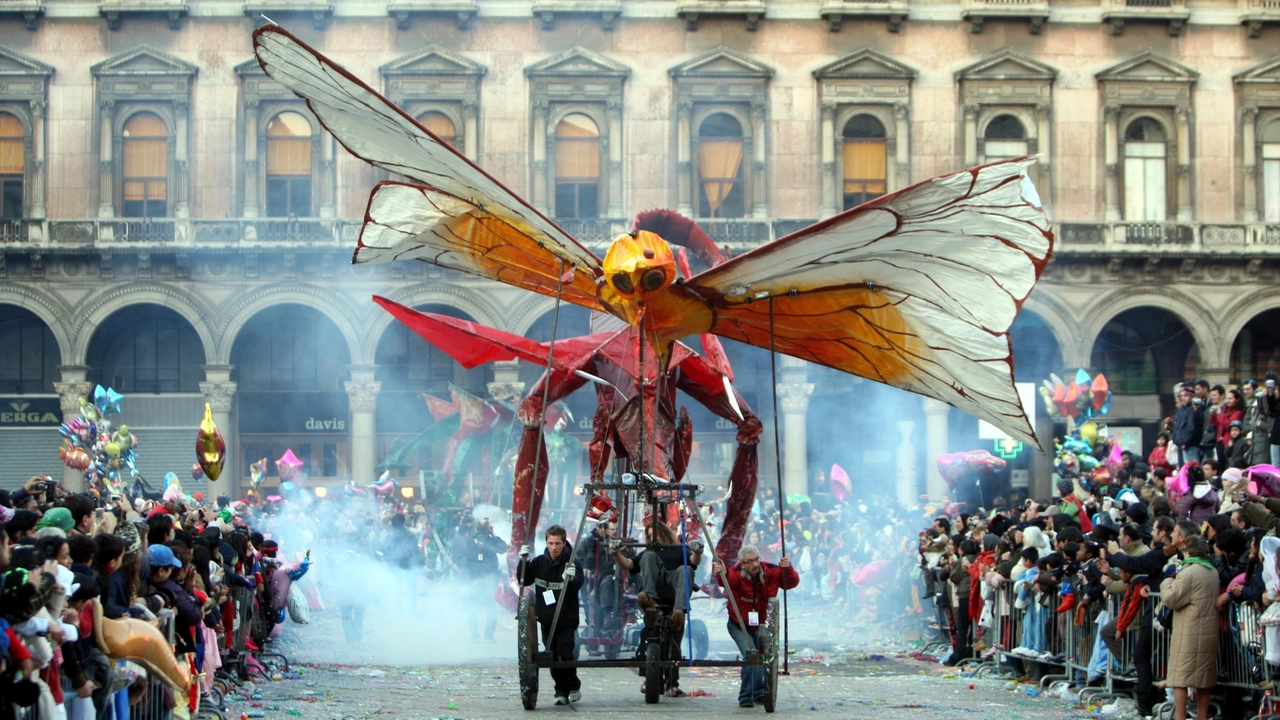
[57,385,138,493]
[1040,370,1111,422]
[1053,420,1120,486]
[936,450,1007,488]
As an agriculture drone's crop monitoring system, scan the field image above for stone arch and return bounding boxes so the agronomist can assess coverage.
[508,295,593,338]
[71,283,216,365]
[0,285,73,365]
[360,283,506,364]
[1083,288,1217,370]
[1220,288,1280,382]
[1020,294,1082,367]
[217,284,364,365]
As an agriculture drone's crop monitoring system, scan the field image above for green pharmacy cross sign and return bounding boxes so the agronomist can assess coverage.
[994,437,1024,459]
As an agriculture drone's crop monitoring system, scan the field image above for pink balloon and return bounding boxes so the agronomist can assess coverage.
[1169,464,1190,498]
[276,449,304,482]
[854,560,892,586]
[829,464,850,503]
[1248,465,1280,498]
[937,450,1007,487]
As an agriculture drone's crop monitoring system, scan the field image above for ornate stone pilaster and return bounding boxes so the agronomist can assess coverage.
[1243,106,1260,222]
[1175,105,1193,222]
[531,100,550,213]
[923,397,950,501]
[462,99,479,160]
[1103,104,1121,222]
[820,101,837,219]
[243,99,261,218]
[199,381,237,414]
[55,373,94,491]
[962,104,979,167]
[29,98,46,218]
[346,371,382,483]
[776,382,814,496]
[98,100,115,219]
[676,99,694,216]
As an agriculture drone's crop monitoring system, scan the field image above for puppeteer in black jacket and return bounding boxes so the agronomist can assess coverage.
[520,541,584,632]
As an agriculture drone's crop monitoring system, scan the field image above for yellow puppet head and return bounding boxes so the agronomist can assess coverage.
[599,231,676,316]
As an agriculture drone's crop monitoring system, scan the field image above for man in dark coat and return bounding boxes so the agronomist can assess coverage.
[519,525,583,706]
[454,518,507,642]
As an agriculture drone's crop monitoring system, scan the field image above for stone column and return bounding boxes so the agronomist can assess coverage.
[318,136,336,218]
[750,100,768,219]
[776,382,814,497]
[1035,102,1052,203]
[1243,107,1259,223]
[173,100,191,219]
[893,102,910,191]
[676,100,693,217]
[200,365,237,495]
[895,420,918,508]
[531,100,549,213]
[98,100,115,219]
[345,366,381,484]
[1031,411,1054,500]
[462,100,479,161]
[1175,105,1192,222]
[487,360,526,401]
[1103,105,1121,222]
[963,104,979,167]
[923,397,950,501]
[819,101,836,219]
[29,99,46,219]
[243,100,261,218]
[606,100,624,219]
[55,365,94,492]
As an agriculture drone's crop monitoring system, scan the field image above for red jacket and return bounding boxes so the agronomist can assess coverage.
[717,561,799,627]
[1212,406,1243,444]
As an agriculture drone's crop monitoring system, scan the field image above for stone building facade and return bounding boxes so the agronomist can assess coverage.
[1,0,1280,503]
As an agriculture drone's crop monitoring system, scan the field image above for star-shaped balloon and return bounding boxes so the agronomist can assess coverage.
[94,385,124,415]
[276,449,304,482]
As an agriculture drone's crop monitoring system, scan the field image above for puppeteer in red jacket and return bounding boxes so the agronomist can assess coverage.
[713,555,800,631]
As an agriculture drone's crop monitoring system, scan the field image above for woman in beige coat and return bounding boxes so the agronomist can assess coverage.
[1159,533,1220,720]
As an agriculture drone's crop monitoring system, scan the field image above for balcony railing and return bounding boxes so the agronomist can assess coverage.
[555,218,626,244]
[697,219,773,244]
[109,220,175,242]
[1052,222,1280,252]
[0,219,29,242]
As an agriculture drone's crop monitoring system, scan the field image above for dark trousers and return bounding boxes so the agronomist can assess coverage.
[1101,616,1153,715]
[953,599,972,659]
[541,623,580,696]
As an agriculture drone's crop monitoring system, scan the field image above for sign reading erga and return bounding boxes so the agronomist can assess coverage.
[0,397,62,426]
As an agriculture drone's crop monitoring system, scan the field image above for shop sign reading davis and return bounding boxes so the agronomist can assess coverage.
[0,397,62,426]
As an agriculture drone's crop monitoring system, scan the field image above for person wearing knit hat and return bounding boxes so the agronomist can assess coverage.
[35,506,74,533]
[115,521,143,555]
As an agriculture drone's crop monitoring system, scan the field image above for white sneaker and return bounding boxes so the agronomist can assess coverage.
[555,695,569,706]
[569,691,581,703]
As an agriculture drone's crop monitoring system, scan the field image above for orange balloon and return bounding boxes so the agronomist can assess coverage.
[92,600,191,693]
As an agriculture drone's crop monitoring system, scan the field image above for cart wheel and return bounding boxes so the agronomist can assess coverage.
[517,592,539,710]
[761,598,780,713]
[644,640,663,704]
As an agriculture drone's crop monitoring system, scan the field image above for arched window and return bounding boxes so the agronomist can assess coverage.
[122,113,168,218]
[1123,118,1167,222]
[553,114,600,219]
[842,114,886,211]
[266,111,313,218]
[87,305,204,394]
[1263,120,1280,223]
[984,114,1028,162]
[418,111,456,149]
[1090,307,1197,404]
[0,113,24,219]
[0,305,58,394]
[231,305,350,393]
[697,113,745,219]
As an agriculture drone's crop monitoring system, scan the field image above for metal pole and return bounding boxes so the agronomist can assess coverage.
[547,496,592,646]
[768,298,790,674]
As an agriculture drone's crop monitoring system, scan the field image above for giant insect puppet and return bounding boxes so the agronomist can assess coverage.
[252,28,1052,558]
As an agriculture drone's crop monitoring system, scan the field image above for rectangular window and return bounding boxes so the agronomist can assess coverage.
[0,177,21,219]
[1123,142,1166,222]
[323,442,337,477]
[1263,144,1280,224]
[698,139,745,219]
[554,182,598,219]
[842,140,887,211]
[266,177,312,217]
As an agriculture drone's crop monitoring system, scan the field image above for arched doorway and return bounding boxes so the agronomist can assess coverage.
[1090,307,1199,420]
[1230,308,1280,384]
[0,305,62,488]
[373,304,494,488]
[231,305,352,486]
[85,304,207,488]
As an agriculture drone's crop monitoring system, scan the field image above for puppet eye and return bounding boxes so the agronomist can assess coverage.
[641,269,666,291]
[612,273,634,294]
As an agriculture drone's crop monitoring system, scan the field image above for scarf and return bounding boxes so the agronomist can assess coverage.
[1181,557,1215,573]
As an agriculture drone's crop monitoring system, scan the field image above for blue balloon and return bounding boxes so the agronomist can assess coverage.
[94,385,124,415]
